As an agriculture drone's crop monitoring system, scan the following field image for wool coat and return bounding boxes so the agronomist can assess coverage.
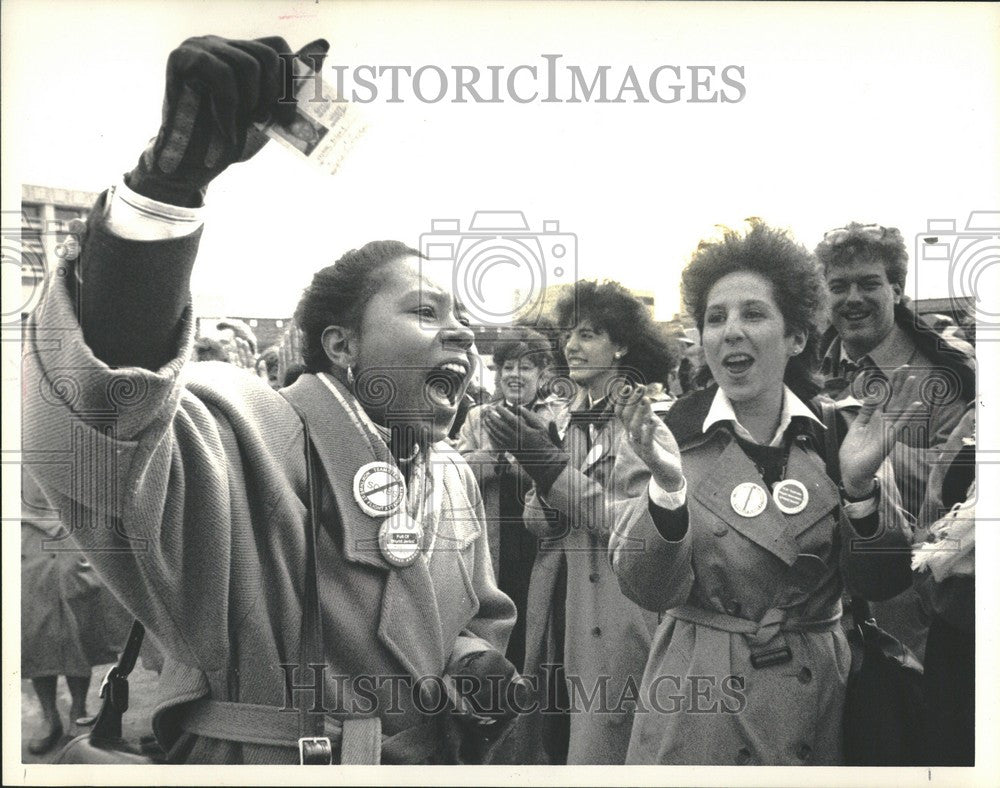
[21,218,515,764]
[517,390,659,765]
[609,388,914,765]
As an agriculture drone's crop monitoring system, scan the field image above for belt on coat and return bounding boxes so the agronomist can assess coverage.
[180,699,442,764]
[667,604,841,669]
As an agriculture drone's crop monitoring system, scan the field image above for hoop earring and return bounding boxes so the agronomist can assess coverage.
[346,366,356,387]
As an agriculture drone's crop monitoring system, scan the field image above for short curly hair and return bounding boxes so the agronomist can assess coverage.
[553,280,675,386]
[681,219,826,400]
[294,240,422,373]
[814,222,908,288]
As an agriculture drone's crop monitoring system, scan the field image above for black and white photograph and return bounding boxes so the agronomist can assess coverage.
[2,1,997,785]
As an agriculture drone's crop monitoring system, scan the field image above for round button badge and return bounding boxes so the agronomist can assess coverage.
[354,462,406,518]
[772,479,809,515]
[730,482,768,518]
[379,513,423,567]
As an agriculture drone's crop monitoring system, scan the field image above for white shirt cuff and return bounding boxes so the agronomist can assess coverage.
[843,494,878,519]
[649,476,687,510]
[105,179,204,240]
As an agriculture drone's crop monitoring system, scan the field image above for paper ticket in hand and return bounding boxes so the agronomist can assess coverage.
[256,57,367,175]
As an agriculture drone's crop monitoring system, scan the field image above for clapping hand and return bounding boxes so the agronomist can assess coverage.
[839,366,927,497]
[614,384,684,493]
[228,336,256,370]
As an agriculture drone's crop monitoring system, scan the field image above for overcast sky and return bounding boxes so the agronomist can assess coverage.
[3,1,998,321]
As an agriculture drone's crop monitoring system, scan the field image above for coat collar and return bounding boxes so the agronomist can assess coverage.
[666,385,828,458]
[282,373,458,678]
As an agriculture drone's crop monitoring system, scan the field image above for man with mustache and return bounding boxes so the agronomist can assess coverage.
[815,222,974,661]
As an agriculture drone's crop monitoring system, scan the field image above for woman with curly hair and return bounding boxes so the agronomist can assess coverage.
[609,220,919,764]
[483,280,675,764]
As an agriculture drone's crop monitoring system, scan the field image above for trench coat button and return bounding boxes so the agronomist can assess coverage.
[589,572,600,583]
[796,742,812,761]
[797,666,812,684]
[736,747,752,765]
[712,521,728,537]
[724,599,741,616]
[592,626,602,637]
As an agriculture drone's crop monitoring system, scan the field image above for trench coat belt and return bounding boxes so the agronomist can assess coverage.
[181,699,441,764]
[668,604,840,647]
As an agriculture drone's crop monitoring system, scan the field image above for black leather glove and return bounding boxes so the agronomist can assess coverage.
[483,405,567,494]
[126,35,328,206]
[450,649,528,722]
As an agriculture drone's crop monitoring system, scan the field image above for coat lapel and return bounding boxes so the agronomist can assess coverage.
[282,374,447,677]
[691,438,801,567]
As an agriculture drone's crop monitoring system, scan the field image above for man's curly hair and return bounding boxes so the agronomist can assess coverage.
[814,221,908,288]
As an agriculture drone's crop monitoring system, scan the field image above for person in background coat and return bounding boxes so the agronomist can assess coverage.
[815,222,975,661]
[484,281,675,764]
[23,34,518,764]
[610,220,916,764]
[912,404,975,765]
[457,326,569,672]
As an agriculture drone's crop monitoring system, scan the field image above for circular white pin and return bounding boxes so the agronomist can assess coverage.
[354,462,406,518]
[730,482,768,518]
[379,513,423,567]
[772,479,809,515]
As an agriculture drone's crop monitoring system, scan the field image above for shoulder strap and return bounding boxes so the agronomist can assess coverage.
[817,397,873,621]
[297,415,328,740]
[90,619,145,742]
[817,397,841,486]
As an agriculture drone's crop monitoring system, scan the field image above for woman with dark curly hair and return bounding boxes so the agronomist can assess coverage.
[483,280,675,764]
[608,220,921,764]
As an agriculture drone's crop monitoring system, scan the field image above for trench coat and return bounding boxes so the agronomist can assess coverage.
[518,390,659,765]
[21,474,130,678]
[610,387,913,765]
[21,212,515,764]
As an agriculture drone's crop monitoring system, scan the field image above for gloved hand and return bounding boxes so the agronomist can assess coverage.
[125,35,329,206]
[449,649,529,723]
[483,405,567,493]
[446,649,530,764]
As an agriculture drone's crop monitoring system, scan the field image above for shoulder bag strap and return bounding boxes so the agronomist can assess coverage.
[90,619,146,741]
[818,397,872,623]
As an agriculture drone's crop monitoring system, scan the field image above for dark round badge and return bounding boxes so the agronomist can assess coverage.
[773,479,809,515]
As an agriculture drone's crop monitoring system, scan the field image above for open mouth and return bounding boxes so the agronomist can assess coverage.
[722,352,754,375]
[425,361,469,409]
[566,357,587,367]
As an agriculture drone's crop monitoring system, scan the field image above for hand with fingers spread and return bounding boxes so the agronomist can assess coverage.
[840,366,927,497]
[126,35,330,206]
[229,336,256,370]
[614,384,685,494]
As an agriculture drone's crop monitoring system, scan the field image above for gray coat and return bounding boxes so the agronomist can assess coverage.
[610,388,914,765]
[22,218,515,764]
